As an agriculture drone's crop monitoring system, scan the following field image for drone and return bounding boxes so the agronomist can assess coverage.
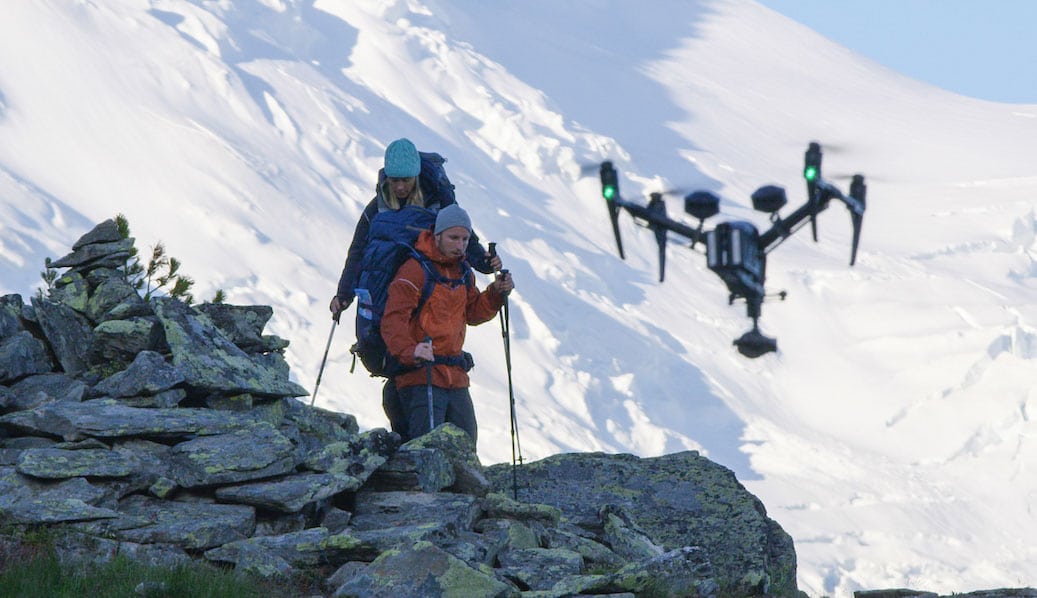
[598,142,866,358]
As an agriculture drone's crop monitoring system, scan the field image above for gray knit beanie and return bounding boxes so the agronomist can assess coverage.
[383,138,421,178]
[434,204,472,235]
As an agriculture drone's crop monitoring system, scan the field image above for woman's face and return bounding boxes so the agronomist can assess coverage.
[388,177,416,200]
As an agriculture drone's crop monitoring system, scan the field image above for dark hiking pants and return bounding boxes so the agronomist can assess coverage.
[382,379,407,439]
[398,384,477,443]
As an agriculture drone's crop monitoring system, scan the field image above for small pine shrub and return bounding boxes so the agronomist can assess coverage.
[36,257,58,300]
[115,213,195,304]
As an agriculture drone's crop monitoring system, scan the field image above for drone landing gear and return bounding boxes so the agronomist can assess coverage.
[734,319,777,358]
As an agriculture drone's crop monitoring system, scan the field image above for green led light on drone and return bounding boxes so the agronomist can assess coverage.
[804,165,819,182]
[602,185,617,200]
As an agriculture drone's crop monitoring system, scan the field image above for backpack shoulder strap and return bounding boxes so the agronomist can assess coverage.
[414,256,438,317]
[408,251,474,318]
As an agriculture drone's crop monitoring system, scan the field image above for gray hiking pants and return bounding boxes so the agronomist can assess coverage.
[398,384,477,443]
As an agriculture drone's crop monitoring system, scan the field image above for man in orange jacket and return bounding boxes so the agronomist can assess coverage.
[381,204,514,442]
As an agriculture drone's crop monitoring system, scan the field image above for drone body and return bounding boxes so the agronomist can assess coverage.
[598,142,867,357]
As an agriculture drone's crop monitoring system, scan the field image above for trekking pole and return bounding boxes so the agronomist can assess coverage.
[489,243,523,500]
[423,336,435,434]
[310,313,339,406]
[501,287,523,500]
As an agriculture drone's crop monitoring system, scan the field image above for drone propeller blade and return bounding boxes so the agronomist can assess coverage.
[578,162,602,177]
[647,193,667,282]
[848,174,867,266]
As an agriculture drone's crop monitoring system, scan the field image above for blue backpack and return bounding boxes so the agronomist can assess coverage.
[350,205,473,377]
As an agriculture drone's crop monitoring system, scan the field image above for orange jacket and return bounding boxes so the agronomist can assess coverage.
[382,230,503,389]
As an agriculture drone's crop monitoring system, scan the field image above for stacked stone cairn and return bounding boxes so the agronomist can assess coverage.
[0,219,805,597]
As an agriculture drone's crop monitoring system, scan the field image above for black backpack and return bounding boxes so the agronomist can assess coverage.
[350,206,473,377]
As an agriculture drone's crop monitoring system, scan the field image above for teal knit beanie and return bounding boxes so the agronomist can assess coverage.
[383,138,421,178]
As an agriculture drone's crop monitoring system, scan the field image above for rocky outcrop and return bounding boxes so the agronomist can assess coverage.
[0,219,808,597]
[486,451,799,596]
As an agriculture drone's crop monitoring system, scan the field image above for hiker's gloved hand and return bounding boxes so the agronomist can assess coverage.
[329,295,351,319]
[492,271,514,296]
[414,339,434,362]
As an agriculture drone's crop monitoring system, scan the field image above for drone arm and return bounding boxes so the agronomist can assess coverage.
[759,177,866,262]
[758,196,830,253]
[616,199,706,246]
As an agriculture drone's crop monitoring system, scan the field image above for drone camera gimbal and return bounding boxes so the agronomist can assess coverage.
[597,142,867,357]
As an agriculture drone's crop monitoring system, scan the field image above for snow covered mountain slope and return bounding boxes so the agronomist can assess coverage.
[1,0,1035,594]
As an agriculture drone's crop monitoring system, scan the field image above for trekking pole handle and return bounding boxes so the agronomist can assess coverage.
[488,242,500,273]
[497,269,512,297]
[418,335,433,361]
[489,242,511,296]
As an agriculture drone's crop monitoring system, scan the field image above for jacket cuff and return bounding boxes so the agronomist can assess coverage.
[399,343,418,367]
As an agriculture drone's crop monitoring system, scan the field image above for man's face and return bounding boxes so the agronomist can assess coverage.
[388,177,416,200]
[435,227,470,259]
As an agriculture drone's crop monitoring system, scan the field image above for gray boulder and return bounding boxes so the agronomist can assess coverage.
[50,271,89,314]
[401,422,491,496]
[0,466,120,524]
[215,472,361,513]
[168,421,297,488]
[75,494,255,550]
[332,540,518,598]
[0,331,55,384]
[152,297,306,398]
[85,270,150,322]
[195,303,289,353]
[497,547,583,591]
[0,398,266,441]
[71,218,123,250]
[92,350,183,398]
[17,446,138,479]
[89,317,163,362]
[599,503,665,561]
[31,298,93,374]
[50,238,134,270]
[0,294,26,340]
[8,373,87,410]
